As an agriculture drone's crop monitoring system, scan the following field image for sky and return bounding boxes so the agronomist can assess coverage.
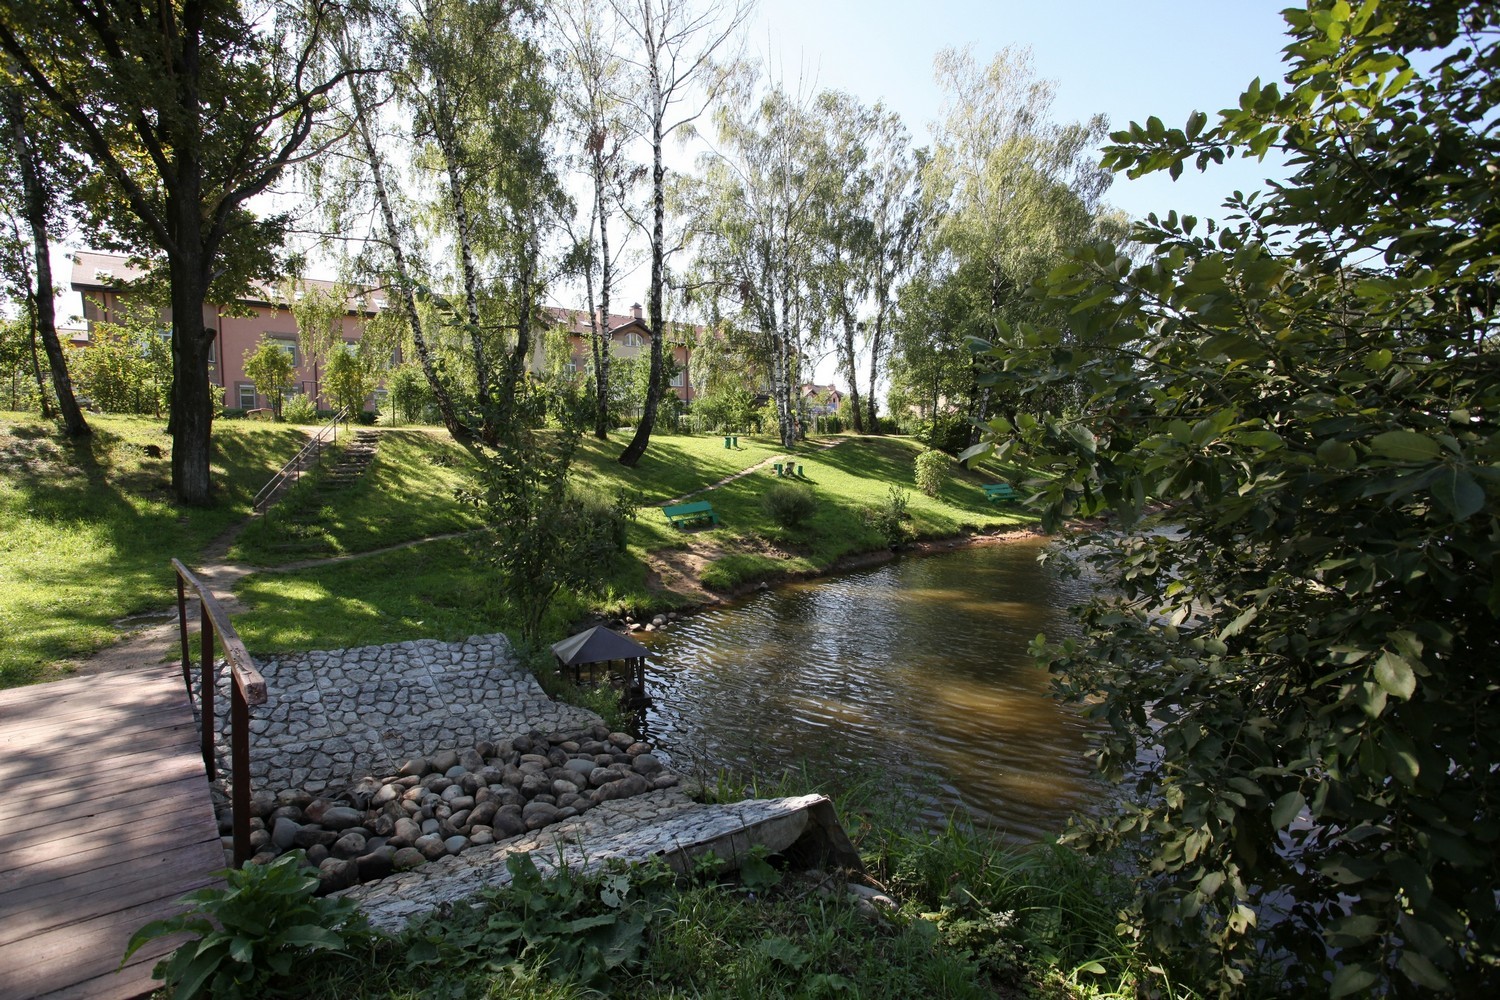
[54,1,1303,389]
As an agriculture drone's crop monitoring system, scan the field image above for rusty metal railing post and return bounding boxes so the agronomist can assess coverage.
[176,575,191,688]
[199,600,216,780]
[231,684,252,865]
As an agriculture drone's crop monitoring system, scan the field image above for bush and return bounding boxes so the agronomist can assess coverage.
[914,449,950,497]
[123,852,371,1000]
[281,394,318,424]
[354,409,377,425]
[863,485,910,547]
[761,483,816,528]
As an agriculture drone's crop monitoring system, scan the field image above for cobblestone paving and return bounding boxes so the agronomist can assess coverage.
[198,633,600,794]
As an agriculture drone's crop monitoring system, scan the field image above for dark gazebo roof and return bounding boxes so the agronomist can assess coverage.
[550,626,651,667]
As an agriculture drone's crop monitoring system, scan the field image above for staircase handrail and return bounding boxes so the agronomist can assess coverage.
[250,406,351,511]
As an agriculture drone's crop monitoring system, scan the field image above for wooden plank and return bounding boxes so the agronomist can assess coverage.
[0,788,218,873]
[0,669,187,714]
[0,722,203,782]
[0,889,213,1000]
[1,768,214,838]
[0,751,206,821]
[0,839,223,946]
[0,695,192,741]
[0,835,223,923]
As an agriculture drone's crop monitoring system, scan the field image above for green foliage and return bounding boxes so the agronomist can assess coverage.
[281,393,318,424]
[324,346,377,417]
[123,852,372,1000]
[863,484,911,547]
[914,448,951,497]
[970,2,1500,992]
[760,482,816,528]
[65,291,173,416]
[460,385,628,648]
[385,362,432,425]
[242,336,297,419]
[403,854,665,988]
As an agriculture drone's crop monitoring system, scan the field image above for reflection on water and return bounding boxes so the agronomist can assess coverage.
[635,539,1100,842]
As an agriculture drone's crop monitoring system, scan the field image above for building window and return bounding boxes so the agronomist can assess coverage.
[623,331,644,348]
[670,369,685,388]
[269,337,298,366]
[236,383,257,410]
[373,388,388,409]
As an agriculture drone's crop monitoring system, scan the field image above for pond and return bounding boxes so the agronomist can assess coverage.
[634,538,1101,842]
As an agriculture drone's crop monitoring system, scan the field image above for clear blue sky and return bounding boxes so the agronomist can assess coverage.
[747,0,1297,226]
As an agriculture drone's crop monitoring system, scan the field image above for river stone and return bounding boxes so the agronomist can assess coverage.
[369,812,396,838]
[320,806,364,831]
[271,817,300,851]
[468,800,499,828]
[522,802,559,830]
[250,790,279,818]
[393,847,426,871]
[652,773,681,789]
[564,758,596,777]
[626,742,650,756]
[460,773,484,795]
[511,735,533,753]
[306,843,330,866]
[393,817,422,845]
[474,740,496,759]
[431,749,460,773]
[458,748,485,772]
[372,783,401,807]
[347,777,382,810]
[493,805,525,838]
[591,773,650,804]
[608,732,634,749]
[521,772,551,796]
[278,789,314,809]
[333,832,367,859]
[356,847,395,882]
[440,784,465,802]
[269,804,303,824]
[420,817,440,836]
[415,834,448,861]
[249,829,271,851]
[551,779,579,798]
[587,767,616,788]
[632,753,663,775]
[443,835,469,855]
[303,799,333,824]
[398,757,430,778]
[250,850,278,866]
[293,826,338,849]
[444,765,466,780]
[318,858,359,894]
[556,806,579,821]
[445,809,471,832]
[470,829,494,846]
[448,795,475,812]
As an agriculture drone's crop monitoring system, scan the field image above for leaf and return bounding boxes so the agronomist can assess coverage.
[1373,651,1416,700]
[1330,961,1380,998]
[1397,950,1452,991]
[1430,467,1485,520]
[757,936,811,968]
[1369,430,1441,461]
[1271,790,1305,829]
[277,925,344,951]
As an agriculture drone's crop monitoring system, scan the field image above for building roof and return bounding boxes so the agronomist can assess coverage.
[69,251,385,315]
[550,625,651,667]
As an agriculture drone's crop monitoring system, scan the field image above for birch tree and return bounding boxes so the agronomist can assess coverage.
[611,0,751,467]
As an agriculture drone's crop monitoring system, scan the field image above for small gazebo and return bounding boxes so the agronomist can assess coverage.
[550,626,653,709]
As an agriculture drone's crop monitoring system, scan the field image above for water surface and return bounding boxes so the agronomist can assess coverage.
[635,539,1100,842]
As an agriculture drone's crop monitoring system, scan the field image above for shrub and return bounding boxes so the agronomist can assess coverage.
[761,482,816,528]
[281,394,318,424]
[914,449,950,497]
[863,485,910,547]
[123,851,372,1000]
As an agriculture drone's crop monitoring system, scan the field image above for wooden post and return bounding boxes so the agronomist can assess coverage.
[232,683,251,867]
[176,575,191,688]
[200,602,216,780]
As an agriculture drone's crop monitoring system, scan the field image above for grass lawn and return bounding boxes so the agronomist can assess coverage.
[0,412,306,687]
[230,428,482,565]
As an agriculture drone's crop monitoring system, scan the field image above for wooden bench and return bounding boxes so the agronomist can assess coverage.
[982,483,1019,504]
[662,500,720,529]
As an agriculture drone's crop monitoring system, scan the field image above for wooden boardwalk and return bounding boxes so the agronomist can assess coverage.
[0,665,224,999]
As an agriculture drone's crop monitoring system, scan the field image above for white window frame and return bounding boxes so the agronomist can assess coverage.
[236,383,257,409]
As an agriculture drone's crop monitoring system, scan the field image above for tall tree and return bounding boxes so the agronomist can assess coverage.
[555,0,632,440]
[0,83,88,436]
[693,82,825,449]
[973,1,1500,991]
[611,0,750,467]
[0,0,355,504]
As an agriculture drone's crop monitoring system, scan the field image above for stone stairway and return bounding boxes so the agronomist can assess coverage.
[318,429,380,491]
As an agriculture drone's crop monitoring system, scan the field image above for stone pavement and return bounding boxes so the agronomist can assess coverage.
[198,633,599,794]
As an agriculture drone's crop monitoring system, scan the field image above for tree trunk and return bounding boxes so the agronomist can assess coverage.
[838,308,864,434]
[25,301,52,417]
[343,38,468,440]
[167,246,216,507]
[617,80,666,468]
[591,153,613,440]
[5,86,88,436]
[866,306,885,433]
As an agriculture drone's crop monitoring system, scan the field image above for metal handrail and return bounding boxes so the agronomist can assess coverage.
[172,558,267,867]
[250,406,350,511]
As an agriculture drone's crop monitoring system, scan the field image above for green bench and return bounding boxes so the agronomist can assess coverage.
[982,483,1019,504]
[662,500,720,529]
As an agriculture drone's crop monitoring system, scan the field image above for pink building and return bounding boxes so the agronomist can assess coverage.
[70,251,386,412]
[70,251,695,410]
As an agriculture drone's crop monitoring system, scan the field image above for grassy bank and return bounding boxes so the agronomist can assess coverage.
[0,412,306,687]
